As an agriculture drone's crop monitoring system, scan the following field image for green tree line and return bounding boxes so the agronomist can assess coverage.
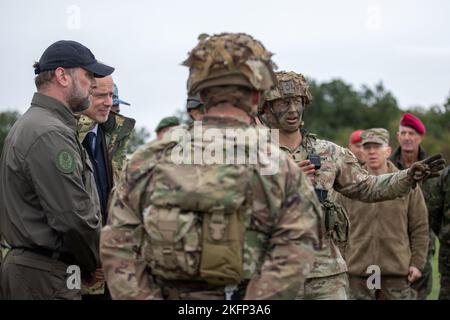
[304,79,450,161]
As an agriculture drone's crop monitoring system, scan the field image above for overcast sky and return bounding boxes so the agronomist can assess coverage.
[1,0,449,137]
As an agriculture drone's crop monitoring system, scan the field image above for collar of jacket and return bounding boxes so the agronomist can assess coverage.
[78,111,136,142]
[389,145,427,169]
[279,129,316,155]
[101,111,135,139]
[77,115,96,142]
[199,115,250,127]
[31,92,78,131]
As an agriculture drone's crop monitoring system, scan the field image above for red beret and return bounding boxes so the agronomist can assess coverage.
[349,129,364,144]
[400,113,426,135]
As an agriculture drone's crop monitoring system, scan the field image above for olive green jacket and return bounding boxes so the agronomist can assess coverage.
[0,93,101,273]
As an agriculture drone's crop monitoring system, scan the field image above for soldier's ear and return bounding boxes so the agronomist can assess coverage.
[386,146,392,157]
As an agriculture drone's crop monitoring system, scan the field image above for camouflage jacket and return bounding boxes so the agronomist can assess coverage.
[100,116,322,300]
[280,132,415,278]
[426,166,450,247]
[78,111,135,185]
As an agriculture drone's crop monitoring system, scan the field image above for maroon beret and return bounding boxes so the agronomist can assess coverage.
[349,129,364,144]
[400,113,426,135]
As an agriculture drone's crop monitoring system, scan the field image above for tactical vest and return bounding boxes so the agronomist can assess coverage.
[299,132,350,253]
[140,141,262,286]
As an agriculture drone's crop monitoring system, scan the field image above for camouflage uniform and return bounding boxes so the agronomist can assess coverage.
[390,146,435,299]
[259,71,438,300]
[426,166,450,300]
[100,33,323,300]
[78,111,135,186]
[280,136,416,299]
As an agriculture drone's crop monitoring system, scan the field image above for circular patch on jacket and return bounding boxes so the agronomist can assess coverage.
[56,149,75,173]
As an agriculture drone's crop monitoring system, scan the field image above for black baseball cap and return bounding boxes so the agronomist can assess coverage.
[34,40,114,78]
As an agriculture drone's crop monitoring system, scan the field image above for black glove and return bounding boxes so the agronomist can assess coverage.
[408,154,446,182]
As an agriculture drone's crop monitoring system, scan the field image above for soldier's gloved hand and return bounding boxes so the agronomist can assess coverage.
[408,154,446,182]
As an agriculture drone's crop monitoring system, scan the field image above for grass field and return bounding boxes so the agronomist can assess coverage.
[428,240,440,300]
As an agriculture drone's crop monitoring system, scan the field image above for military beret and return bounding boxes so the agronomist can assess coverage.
[155,116,180,133]
[349,129,364,144]
[400,113,426,135]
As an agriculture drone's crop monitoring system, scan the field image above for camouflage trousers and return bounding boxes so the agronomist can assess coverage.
[411,231,435,299]
[296,273,348,300]
[349,275,417,300]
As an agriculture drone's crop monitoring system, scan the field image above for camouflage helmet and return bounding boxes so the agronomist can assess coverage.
[186,93,203,111]
[261,71,312,112]
[183,33,278,95]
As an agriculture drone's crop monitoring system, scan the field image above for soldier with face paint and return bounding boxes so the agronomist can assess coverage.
[258,71,446,300]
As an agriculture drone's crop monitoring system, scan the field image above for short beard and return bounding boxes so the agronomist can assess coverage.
[65,72,91,113]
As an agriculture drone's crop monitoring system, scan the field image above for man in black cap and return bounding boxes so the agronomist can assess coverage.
[0,40,114,299]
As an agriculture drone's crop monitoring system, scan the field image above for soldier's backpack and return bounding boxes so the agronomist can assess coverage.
[141,142,252,285]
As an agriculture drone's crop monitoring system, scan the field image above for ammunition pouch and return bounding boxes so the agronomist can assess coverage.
[315,188,350,253]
